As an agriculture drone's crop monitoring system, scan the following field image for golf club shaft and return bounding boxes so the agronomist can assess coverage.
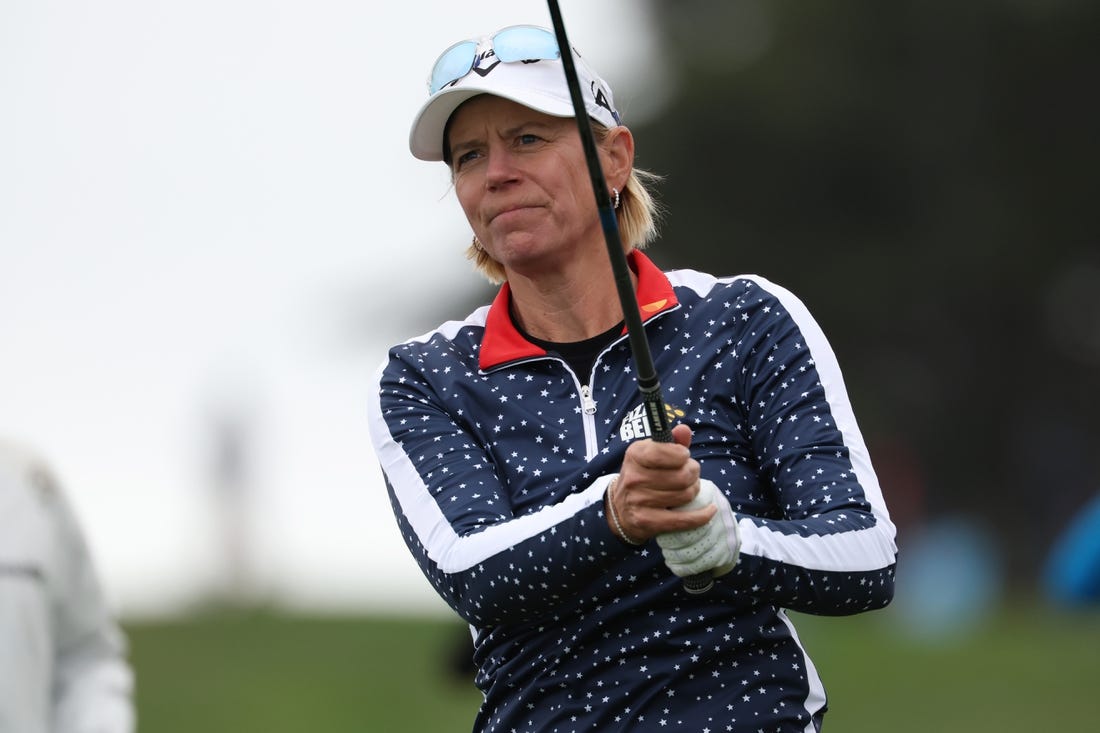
[545,0,713,595]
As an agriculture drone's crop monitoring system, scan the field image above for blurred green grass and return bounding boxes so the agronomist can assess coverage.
[124,601,1100,732]
[792,603,1100,731]
[125,610,481,732]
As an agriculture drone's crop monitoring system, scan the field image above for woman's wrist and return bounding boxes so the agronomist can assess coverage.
[607,476,643,546]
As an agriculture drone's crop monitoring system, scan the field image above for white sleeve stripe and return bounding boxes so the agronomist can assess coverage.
[776,610,828,729]
[400,305,490,347]
[744,276,895,523]
[367,360,608,574]
[739,519,897,572]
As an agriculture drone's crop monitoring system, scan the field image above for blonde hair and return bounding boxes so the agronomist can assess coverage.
[459,124,664,285]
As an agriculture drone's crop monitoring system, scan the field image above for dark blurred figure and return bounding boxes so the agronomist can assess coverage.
[206,400,258,605]
[0,440,135,733]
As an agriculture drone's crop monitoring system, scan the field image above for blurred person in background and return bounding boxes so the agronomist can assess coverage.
[367,23,897,732]
[1044,491,1100,606]
[0,440,135,733]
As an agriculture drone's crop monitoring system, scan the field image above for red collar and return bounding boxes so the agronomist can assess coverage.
[479,250,679,371]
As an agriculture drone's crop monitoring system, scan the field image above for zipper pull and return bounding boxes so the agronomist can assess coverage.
[580,385,597,415]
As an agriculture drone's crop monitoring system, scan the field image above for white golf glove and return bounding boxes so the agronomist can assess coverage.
[657,479,741,578]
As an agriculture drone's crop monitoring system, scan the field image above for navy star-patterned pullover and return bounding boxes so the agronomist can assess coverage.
[367,250,897,733]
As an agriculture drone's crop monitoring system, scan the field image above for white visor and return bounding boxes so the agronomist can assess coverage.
[408,33,620,162]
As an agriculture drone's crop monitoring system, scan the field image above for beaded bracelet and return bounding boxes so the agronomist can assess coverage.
[607,477,643,546]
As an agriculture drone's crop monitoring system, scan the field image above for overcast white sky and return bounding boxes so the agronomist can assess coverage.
[0,0,666,618]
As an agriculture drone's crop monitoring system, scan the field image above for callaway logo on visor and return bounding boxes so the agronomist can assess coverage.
[470,53,501,77]
[463,50,547,83]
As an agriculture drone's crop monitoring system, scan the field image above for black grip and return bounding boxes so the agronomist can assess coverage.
[642,385,714,593]
[682,573,715,594]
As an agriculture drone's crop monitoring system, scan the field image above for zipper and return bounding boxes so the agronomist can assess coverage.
[578,383,598,460]
[580,385,597,415]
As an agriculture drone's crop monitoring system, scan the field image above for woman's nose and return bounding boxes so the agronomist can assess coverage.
[483,145,520,189]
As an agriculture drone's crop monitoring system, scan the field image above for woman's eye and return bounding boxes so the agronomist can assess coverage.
[455,149,481,168]
[517,133,540,146]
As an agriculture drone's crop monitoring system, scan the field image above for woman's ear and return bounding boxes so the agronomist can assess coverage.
[602,126,636,191]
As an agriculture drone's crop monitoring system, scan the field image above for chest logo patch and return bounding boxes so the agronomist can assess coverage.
[619,402,686,441]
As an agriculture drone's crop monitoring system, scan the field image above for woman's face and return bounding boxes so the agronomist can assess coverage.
[447,95,621,279]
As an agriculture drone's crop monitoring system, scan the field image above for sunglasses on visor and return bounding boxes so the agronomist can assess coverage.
[428,25,561,95]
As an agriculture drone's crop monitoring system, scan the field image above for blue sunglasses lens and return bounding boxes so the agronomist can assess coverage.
[427,27,560,95]
[429,40,478,95]
[493,26,560,63]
